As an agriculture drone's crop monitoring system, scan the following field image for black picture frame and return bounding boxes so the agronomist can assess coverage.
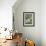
[23,12,35,27]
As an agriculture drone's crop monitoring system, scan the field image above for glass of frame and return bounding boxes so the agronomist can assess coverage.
[23,12,35,27]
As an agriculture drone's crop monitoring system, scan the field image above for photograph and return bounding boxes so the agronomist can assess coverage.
[23,12,35,27]
[0,0,45,46]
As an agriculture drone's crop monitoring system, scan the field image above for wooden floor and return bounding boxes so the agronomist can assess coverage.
[0,39,16,46]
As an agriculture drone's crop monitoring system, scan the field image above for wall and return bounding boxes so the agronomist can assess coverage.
[0,0,16,29]
[41,0,46,46]
[13,0,41,46]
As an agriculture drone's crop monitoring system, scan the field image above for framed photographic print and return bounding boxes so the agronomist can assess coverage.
[23,12,35,27]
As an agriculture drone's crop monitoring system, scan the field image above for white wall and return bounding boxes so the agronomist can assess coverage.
[13,0,41,46]
[41,0,46,46]
[0,0,16,29]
